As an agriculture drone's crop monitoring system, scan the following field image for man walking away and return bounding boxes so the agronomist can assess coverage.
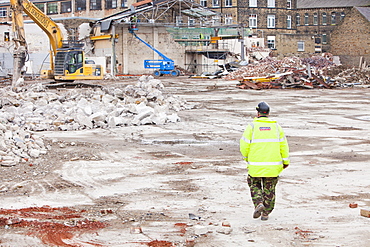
[240,102,290,221]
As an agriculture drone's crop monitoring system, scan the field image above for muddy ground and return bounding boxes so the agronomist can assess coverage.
[0,77,369,247]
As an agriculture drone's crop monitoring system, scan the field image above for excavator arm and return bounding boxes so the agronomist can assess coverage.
[11,0,64,54]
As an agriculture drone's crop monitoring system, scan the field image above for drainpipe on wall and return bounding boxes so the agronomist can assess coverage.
[111,22,116,77]
[240,24,245,61]
[71,0,75,17]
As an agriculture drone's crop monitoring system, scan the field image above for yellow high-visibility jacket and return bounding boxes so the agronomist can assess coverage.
[240,117,290,177]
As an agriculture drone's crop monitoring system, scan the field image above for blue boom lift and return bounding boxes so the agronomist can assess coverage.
[129,26,180,77]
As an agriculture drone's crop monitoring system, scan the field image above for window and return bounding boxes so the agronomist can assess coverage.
[296,14,300,26]
[0,7,7,17]
[267,0,275,8]
[76,0,86,11]
[176,16,183,26]
[212,0,219,7]
[249,14,257,28]
[322,34,327,44]
[225,14,233,24]
[200,0,207,7]
[121,0,128,7]
[313,13,318,25]
[304,13,309,25]
[61,1,72,13]
[322,12,327,25]
[106,0,117,9]
[90,0,102,10]
[298,41,304,51]
[287,0,291,9]
[35,3,44,12]
[340,12,345,21]
[249,0,257,7]
[188,18,195,26]
[225,0,232,7]
[47,2,58,14]
[331,12,336,25]
[267,15,275,28]
[212,16,220,25]
[287,15,291,29]
[267,36,275,49]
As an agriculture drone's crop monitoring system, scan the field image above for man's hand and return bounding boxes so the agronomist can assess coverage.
[283,164,289,169]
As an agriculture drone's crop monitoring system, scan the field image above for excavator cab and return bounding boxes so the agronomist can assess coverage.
[53,49,103,81]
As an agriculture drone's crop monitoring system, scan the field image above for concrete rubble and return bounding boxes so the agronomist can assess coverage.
[0,75,190,166]
[225,54,370,89]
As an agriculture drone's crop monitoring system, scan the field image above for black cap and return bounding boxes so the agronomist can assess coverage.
[256,102,270,114]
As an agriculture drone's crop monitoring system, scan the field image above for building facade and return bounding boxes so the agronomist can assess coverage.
[0,0,369,75]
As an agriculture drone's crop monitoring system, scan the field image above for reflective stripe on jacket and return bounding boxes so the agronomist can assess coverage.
[240,117,290,177]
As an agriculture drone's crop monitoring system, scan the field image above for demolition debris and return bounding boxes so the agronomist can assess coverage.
[0,75,190,167]
[224,54,370,90]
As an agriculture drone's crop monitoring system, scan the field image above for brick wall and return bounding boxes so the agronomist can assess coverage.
[330,8,370,66]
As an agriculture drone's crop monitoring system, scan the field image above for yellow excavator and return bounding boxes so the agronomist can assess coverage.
[10,0,103,82]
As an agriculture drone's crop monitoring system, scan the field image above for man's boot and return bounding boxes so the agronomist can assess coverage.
[261,212,269,221]
[253,203,265,219]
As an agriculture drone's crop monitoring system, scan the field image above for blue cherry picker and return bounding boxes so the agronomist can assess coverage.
[129,23,180,77]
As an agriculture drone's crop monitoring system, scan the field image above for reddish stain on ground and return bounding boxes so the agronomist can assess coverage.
[173,162,193,165]
[174,223,187,234]
[0,206,106,247]
[146,240,174,247]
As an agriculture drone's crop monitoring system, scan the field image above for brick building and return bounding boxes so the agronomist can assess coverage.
[204,0,370,65]
[330,7,370,66]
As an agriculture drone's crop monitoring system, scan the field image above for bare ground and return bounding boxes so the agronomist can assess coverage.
[0,77,369,247]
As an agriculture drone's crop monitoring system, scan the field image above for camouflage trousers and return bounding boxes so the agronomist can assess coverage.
[247,175,279,215]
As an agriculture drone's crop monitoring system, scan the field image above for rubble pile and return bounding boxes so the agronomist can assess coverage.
[226,56,305,80]
[0,75,190,166]
[226,54,370,89]
[326,67,370,85]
